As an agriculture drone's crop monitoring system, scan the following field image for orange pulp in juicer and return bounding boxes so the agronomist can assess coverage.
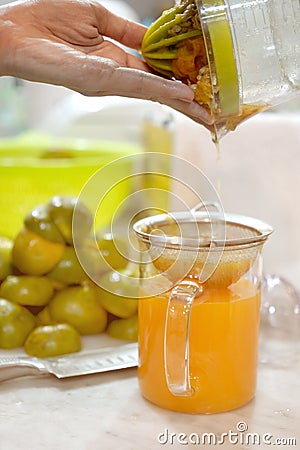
[138,279,260,414]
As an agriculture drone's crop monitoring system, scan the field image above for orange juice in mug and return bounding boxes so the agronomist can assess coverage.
[134,211,272,414]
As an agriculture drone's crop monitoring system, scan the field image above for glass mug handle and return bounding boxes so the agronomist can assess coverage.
[164,202,220,396]
[164,279,202,397]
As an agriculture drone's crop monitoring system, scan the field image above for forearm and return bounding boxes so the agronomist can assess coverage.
[0,3,12,77]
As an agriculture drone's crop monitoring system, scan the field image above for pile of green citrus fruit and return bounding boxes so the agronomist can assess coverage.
[0,196,138,358]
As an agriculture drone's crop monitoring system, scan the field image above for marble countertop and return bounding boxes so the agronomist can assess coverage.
[0,326,299,450]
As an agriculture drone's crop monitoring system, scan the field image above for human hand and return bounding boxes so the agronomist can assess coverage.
[0,0,212,127]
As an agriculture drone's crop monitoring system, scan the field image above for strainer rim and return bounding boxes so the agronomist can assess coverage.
[133,211,273,251]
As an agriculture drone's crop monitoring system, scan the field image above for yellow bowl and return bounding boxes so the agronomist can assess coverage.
[0,133,141,238]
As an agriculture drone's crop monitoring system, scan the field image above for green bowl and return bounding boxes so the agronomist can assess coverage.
[0,133,141,238]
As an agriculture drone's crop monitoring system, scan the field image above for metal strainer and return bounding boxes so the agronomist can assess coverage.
[134,210,273,290]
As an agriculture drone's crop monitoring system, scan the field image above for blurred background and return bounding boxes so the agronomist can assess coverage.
[1,0,300,294]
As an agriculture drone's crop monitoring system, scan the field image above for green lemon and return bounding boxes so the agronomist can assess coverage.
[24,323,81,358]
[95,268,139,319]
[36,306,55,326]
[0,236,13,281]
[0,275,54,307]
[97,233,128,271]
[47,196,93,245]
[24,204,65,244]
[47,246,90,285]
[106,314,138,342]
[0,298,36,349]
[48,284,107,335]
[12,227,65,276]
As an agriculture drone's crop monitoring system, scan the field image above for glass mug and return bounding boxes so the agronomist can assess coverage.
[133,210,273,414]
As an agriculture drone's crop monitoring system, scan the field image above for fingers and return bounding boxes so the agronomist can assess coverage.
[62,54,212,126]
[72,60,213,126]
[83,39,152,72]
[95,66,213,124]
[100,66,195,102]
[162,98,214,126]
[92,3,147,50]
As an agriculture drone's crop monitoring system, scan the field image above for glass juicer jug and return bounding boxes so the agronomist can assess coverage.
[142,0,300,141]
